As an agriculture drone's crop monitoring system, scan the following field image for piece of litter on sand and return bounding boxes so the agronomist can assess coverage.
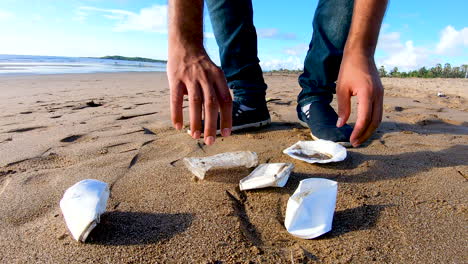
[437,92,446,97]
[60,179,109,242]
[284,178,338,239]
[283,140,347,164]
[184,151,258,180]
[239,163,294,191]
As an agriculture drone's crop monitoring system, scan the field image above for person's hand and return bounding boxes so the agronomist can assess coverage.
[167,50,232,146]
[336,52,384,147]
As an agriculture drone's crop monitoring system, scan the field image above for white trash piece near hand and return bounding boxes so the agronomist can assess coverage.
[60,179,110,242]
[284,178,338,239]
[239,163,294,191]
[283,140,346,164]
[184,151,258,180]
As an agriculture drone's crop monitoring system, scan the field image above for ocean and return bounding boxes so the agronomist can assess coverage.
[0,54,167,75]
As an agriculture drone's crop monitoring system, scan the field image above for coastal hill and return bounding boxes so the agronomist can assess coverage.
[98,55,167,64]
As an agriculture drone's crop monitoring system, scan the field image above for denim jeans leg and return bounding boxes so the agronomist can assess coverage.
[205,0,267,102]
[298,0,354,106]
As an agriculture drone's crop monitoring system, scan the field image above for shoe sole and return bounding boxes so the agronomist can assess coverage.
[298,120,353,148]
[187,118,272,136]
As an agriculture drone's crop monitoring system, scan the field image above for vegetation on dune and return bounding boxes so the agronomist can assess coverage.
[379,63,468,78]
[99,55,167,63]
[266,63,468,78]
[265,69,303,74]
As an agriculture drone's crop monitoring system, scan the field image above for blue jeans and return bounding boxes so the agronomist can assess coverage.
[206,0,354,105]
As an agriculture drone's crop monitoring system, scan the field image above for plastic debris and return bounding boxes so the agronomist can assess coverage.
[184,151,258,180]
[239,163,294,191]
[284,178,338,239]
[60,179,109,242]
[283,140,347,164]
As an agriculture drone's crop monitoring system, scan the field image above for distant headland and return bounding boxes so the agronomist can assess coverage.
[97,55,167,64]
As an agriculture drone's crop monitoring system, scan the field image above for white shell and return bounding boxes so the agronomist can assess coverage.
[283,140,347,163]
[184,151,258,180]
[60,179,109,242]
[284,178,338,239]
[239,163,294,191]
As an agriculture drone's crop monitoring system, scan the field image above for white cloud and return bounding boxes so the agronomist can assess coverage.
[78,5,167,33]
[380,40,429,70]
[284,43,308,55]
[257,28,296,40]
[32,15,43,22]
[377,31,430,70]
[435,26,468,55]
[377,32,404,52]
[376,25,468,70]
[0,10,14,20]
[260,56,303,71]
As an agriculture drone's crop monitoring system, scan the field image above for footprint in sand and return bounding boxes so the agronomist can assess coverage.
[0,177,12,196]
[7,126,47,133]
[0,170,16,196]
[60,135,83,143]
[117,112,158,120]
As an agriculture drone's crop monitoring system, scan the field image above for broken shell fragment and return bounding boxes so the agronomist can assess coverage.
[239,163,294,191]
[60,179,109,242]
[184,151,258,180]
[284,178,338,239]
[283,140,346,164]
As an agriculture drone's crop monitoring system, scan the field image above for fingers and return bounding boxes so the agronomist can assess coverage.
[170,81,185,130]
[214,74,232,137]
[200,83,219,146]
[188,83,203,139]
[350,93,372,147]
[354,94,383,146]
[336,84,352,128]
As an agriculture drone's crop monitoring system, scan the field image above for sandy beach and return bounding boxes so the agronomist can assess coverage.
[0,72,467,263]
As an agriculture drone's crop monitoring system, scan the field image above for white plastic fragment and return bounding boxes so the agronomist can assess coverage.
[283,140,347,164]
[284,178,338,239]
[239,163,294,191]
[60,179,109,242]
[184,151,258,179]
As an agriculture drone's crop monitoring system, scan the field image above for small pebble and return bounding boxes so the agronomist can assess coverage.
[57,233,68,240]
[99,148,109,154]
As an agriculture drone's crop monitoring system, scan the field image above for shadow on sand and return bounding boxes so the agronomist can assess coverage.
[320,204,391,239]
[88,211,194,246]
[288,144,467,183]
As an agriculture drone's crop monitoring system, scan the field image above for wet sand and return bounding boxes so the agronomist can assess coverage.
[0,72,467,263]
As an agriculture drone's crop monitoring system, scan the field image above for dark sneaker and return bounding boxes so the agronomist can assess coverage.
[188,100,271,135]
[297,101,353,147]
[231,100,271,132]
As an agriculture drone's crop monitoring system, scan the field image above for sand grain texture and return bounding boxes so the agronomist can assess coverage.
[0,73,467,263]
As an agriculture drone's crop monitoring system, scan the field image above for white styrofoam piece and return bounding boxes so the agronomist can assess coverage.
[60,179,109,242]
[184,151,258,179]
[283,140,347,164]
[284,178,338,239]
[239,163,294,191]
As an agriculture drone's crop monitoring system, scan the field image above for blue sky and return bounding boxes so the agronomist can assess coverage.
[0,0,466,70]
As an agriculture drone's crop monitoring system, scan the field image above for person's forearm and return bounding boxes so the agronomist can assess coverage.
[345,0,388,56]
[168,0,205,56]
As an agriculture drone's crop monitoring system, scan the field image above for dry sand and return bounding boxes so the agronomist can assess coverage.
[0,73,467,263]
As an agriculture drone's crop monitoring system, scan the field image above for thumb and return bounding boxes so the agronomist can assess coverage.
[336,84,351,127]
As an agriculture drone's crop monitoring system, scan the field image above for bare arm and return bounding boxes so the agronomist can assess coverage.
[336,0,388,147]
[168,0,232,145]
